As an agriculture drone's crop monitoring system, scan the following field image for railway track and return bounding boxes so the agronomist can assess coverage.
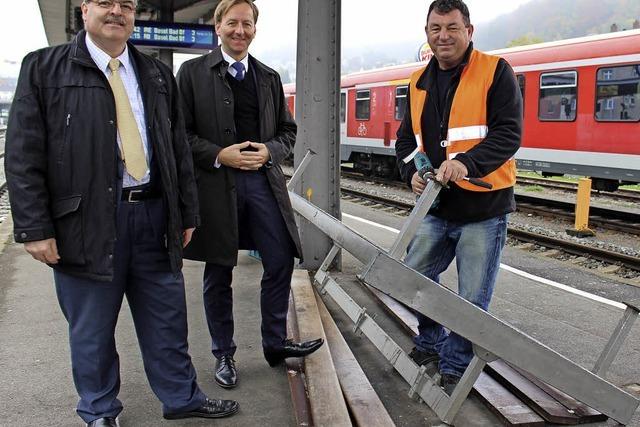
[517,176,640,203]
[340,168,640,235]
[343,167,640,204]
[342,187,413,212]
[341,187,640,277]
[341,168,409,191]
[342,185,640,236]
[515,193,640,235]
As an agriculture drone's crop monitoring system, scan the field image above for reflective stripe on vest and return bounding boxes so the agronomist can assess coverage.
[408,50,516,192]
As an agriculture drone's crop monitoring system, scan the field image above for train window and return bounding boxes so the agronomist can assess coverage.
[395,86,408,120]
[356,89,370,120]
[340,92,346,123]
[595,65,640,122]
[538,71,577,121]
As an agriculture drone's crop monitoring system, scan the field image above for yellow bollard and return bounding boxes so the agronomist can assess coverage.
[566,178,595,237]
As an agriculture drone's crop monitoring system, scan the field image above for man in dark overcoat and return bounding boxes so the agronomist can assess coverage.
[4,0,238,425]
[177,0,323,389]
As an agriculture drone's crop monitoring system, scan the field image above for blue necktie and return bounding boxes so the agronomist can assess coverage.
[231,62,245,81]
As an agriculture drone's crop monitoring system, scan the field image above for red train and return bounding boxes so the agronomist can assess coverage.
[284,30,640,191]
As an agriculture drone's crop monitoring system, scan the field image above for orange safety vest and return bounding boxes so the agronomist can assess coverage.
[408,49,516,192]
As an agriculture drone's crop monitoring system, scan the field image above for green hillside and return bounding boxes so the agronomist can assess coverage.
[473,0,640,50]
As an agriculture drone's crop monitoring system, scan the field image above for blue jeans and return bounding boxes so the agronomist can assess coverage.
[405,214,508,377]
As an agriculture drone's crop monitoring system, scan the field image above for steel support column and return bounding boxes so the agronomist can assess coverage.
[294,0,341,269]
[158,3,174,69]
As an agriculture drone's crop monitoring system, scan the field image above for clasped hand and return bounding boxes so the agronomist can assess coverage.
[218,141,270,170]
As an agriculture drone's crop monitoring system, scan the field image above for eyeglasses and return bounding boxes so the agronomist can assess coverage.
[87,0,137,13]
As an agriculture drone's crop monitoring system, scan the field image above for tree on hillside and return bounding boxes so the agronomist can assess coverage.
[473,0,640,50]
[507,34,544,47]
[277,67,292,84]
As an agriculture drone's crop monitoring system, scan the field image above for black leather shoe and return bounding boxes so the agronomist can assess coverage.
[440,373,461,396]
[408,347,440,376]
[163,397,239,420]
[215,355,237,388]
[264,338,324,367]
[87,417,119,427]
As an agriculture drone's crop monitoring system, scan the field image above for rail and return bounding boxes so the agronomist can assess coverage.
[342,167,640,204]
[508,228,640,272]
[516,193,640,235]
[343,185,640,236]
[517,176,640,203]
[342,186,640,274]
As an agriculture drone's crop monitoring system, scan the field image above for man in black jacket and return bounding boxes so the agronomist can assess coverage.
[395,0,522,395]
[177,0,322,390]
[5,0,238,425]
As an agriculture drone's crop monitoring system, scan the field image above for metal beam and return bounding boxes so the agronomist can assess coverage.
[289,190,639,424]
[293,0,341,269]
[362,253,637,424]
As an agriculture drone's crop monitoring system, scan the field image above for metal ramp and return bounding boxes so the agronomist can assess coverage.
[288,154,640,425]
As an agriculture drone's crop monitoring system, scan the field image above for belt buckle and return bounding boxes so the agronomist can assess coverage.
[127,189,143,203]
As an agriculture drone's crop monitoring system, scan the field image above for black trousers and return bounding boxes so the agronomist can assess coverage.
[54,198,205,423]
[203,170,295,358]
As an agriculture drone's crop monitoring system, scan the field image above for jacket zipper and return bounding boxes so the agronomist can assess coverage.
[58,113,72,163]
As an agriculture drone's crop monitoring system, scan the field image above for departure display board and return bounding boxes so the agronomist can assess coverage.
[131,21,216,50]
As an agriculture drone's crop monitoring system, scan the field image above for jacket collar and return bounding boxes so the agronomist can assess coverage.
[70,30,161,81]
[417,42,474,90]
[205,45,277,79]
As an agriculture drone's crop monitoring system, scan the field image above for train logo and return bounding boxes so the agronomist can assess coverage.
[357,122,368,136]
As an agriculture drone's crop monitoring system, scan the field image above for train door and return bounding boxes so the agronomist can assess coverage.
[340,90,347,143]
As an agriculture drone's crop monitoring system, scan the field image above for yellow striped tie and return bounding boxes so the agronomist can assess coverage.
[108,58,148,181]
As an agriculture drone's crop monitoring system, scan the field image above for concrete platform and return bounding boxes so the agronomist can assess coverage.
[0,241,295,426]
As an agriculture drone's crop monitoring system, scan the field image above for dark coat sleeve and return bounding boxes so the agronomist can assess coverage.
[454,59,523,178]
[163,64,200,229]
[5,52,55,243]
[263,73,297,166]
[176,62,222,171]
[395,89,419,188]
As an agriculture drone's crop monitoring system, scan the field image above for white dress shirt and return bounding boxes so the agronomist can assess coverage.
[85,34,151,187]
[221,48,250,80]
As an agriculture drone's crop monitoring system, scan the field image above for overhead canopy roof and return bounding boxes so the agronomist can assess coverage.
[38,0,220,47]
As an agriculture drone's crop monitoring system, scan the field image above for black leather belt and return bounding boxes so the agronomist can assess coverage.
[121,186,162,203]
